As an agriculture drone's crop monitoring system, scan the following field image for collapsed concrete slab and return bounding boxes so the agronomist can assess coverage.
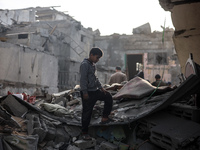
[1,94,28,117]
[112,76,173,100]
[0,70,200,149]
[149,112,200,149]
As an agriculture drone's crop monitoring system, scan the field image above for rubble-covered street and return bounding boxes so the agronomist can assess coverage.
[1,70,200,149]
[1,0,200,149]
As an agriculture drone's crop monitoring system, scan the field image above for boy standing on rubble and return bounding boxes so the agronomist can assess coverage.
[80,47,113,140]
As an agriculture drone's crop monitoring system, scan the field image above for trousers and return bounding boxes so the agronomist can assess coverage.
[80,90,113,133]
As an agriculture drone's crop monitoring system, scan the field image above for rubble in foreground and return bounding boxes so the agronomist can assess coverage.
[1,70,200,150]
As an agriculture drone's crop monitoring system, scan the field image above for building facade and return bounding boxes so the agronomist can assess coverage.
[0,7,180,96]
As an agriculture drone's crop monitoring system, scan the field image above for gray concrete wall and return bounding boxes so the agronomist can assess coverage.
[0,7,96,91]
[94,30,181,85]
[0,42,58,96]
[1,18,95,91]
[0,9,35,25]
[1,7,181,91]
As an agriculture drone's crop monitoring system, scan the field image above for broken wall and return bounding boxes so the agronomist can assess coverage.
[36,20,94,90]
[35,7,73,21]
[95,30,180,85]
[159,1,200,74]
[0,9,35,25]
[41,20,94,90]
[0,6,94,91]
[0,41,58,96]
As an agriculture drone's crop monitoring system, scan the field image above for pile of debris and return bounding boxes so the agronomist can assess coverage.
[1,56,200,150]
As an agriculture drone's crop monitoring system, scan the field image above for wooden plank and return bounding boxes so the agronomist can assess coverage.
[42,25,57,47]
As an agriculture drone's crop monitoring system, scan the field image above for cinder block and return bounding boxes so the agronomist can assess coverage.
[2,95,28,117]
[150,115,200,150]
[166,103,200,123]
[74,139,96,149]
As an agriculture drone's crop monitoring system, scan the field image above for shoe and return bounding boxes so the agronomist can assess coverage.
[100,118,114,124]
[82,133,92,140]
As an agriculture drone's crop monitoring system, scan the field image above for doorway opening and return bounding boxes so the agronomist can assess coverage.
[126,54,143,80]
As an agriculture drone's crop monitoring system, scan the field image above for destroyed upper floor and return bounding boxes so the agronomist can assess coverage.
[0,6,179,95]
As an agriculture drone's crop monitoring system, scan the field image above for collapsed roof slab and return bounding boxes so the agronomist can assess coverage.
[90,74,200,126]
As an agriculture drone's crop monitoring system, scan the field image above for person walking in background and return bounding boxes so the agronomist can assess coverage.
[80,47,113,140]
[151,74,167,87]
[109,66,127,85]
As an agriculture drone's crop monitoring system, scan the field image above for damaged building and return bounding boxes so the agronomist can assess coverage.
[94,23,180,84]
[0,7,94,95]
[0,6,180,96]
[1,1,200,149]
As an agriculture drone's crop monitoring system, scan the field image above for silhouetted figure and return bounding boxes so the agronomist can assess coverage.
[151,74,167,87]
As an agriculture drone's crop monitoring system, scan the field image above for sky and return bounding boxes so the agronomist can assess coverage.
[0,0,174,35]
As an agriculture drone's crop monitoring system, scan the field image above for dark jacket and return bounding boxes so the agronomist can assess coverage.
[80,58,102,94]
[151,80,167,87]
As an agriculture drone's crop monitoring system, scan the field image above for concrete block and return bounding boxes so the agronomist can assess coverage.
[74,139,96,149]
[1,95,28,117]
[150,115,200,149]
[166,103,200,123]
[133,23,151,34]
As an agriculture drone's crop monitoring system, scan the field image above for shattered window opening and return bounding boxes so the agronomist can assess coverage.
[148,53,168,65]
[18,34,28,39]
[81,35,85,42]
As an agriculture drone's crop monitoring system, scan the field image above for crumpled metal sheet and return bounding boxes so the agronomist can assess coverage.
[1,94,28,117]
[90,74,200,126]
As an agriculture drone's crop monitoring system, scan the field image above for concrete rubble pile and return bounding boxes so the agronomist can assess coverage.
[1,65,200,150]
[0,6,200,150]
